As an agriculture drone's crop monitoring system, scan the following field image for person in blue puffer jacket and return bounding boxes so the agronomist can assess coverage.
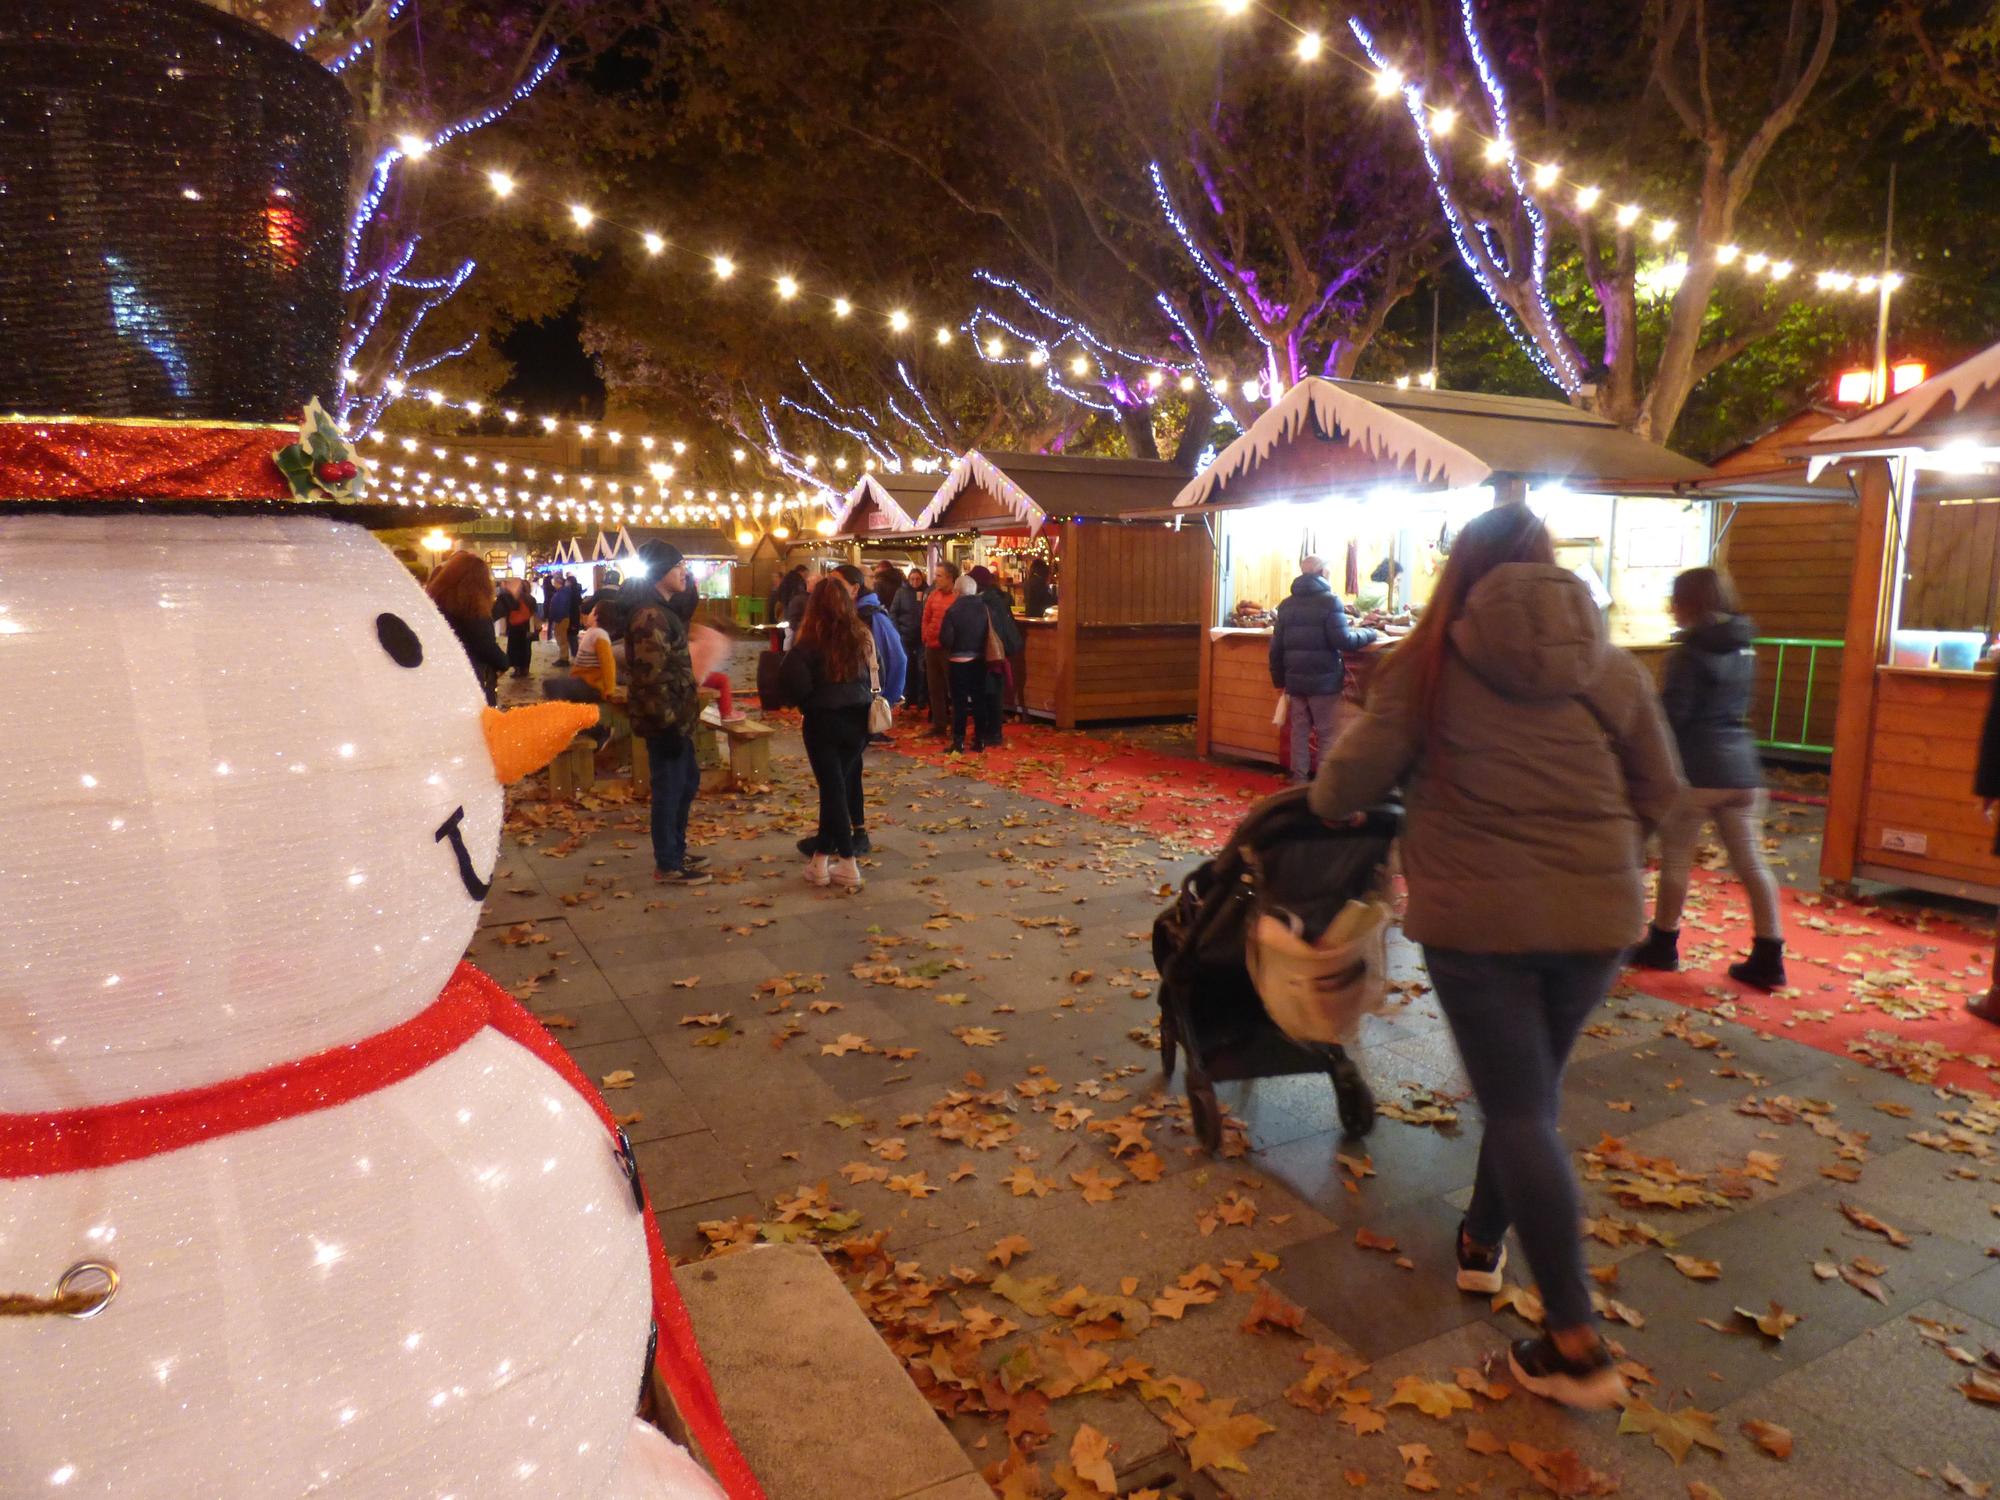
[836,563,907,709]
[1269,555,1377,782]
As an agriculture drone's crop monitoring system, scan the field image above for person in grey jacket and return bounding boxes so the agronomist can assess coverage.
[1312,502,1681,1412]
[1270,556,1378,782]
[1630,567,1786,989]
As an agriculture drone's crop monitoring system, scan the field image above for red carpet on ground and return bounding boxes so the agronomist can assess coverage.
[882,719,2000,1095]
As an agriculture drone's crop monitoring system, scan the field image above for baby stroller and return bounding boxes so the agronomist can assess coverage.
[1151,785,1399,1154]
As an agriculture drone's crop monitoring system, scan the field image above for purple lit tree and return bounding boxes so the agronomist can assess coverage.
[212,2,667,435]
[1348,0,1849,440]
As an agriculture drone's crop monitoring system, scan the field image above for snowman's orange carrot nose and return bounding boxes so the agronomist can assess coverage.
[481,703,600,783]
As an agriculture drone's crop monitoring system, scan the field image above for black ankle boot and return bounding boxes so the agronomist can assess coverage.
[1729,937,1787,991]
[1628,925,1680,971]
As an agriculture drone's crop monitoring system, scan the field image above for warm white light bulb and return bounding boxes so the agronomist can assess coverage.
[1241,378,1259,401]
[672,440,687,455]
[486,169,514,197]
[732,447,747,463]
[1372,66,1402,98]
[397,133,430,159]
[1430,106,1457,136]
[935,326,953,345]
[1213,375,1231,394]
[1295,30,1323,61]
[832,297,852,318]
[1027,348,1047,368]
[1146,370,1165,388]
[568,203,594,230]
[984,337,1004,358]
[1768,260,1794,281]
[1650,217,1676,243]
[641,231,665,255]
[1574,184,1601,211]
[1070,354,1091,376]
[1178,374,1196,391]
[1531,161,1560,191]
[1714,243,1740,265]
[889,309,911,332]
[1744,252,1768,273]
[776,275,799,300]
[1614,203,1642,229]
[1217,0,1250,14]
[713,255,735,280]
[1482,136,1509,164]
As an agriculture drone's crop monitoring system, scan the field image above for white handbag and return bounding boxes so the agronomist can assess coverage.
[1246,897,1392,1045]
[866,640,894,735]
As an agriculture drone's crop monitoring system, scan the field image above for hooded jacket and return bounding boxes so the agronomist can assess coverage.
[1658,612,1761,790]
[1269,572,1377,697]
[1310,563,1683,954]
[854,590,909,702]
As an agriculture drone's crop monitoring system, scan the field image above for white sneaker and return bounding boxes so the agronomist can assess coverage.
[804,854,831,887]
[830,857,864,890]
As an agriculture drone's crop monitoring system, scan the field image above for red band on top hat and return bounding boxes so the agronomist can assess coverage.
[0,416,295,503]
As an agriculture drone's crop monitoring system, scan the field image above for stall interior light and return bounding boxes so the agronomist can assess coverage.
[1891,360,1927,394]
[1834,369,1873,405]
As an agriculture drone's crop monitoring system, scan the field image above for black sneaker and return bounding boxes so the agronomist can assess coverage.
[1507,1335,1628,1410]
[654,867,712,887]
[682,853,709,871]
[852,830,872,855]
[1455,1222,1507,1295]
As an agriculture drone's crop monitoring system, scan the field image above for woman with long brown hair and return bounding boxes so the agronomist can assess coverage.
[425,550,509,705]
[1311,501,1681,1409]
[780,575,876,889]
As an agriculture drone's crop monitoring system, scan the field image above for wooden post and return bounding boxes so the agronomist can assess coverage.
[1194,518,1218,758]
[1821,458,1898,884]
[1053,520,1080,730]
[1493,473,1528,507]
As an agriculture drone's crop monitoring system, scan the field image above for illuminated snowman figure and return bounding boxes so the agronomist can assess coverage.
[0,511,728,1499]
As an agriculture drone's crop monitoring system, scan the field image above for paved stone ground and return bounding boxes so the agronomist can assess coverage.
[480,645,1999,1499]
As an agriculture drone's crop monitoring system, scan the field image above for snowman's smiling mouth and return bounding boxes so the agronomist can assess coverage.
[434,806,492,901]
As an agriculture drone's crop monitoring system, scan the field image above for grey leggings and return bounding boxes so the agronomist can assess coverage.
[1653,787,1782,940]
[1423,946,1620,1331]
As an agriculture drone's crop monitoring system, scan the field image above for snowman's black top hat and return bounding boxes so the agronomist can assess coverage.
[0,0,350,423]
[0,2,472,524]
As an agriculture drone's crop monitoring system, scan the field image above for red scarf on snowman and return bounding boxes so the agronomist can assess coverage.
[0,962,765,1500]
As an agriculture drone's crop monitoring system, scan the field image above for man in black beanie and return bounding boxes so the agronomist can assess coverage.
[626,540,709,884]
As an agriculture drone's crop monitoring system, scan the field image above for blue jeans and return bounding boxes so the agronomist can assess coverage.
[646,733,698,873]
[1422,947,1620,1331]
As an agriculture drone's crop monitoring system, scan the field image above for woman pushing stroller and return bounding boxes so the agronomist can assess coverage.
[1309,503,1681,1409]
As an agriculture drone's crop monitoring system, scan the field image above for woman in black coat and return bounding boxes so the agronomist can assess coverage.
[969,565,1025,728]
[427,551,510,705]
[1629,567,1786,990]
[939,574,1001,752]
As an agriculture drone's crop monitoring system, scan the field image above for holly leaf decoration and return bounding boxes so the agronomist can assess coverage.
[272,397,363,501]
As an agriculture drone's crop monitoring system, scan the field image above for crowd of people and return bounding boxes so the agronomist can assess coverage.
[425,525,1821,1413]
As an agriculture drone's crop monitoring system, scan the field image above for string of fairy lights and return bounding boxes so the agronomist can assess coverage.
[364,0,1908,537]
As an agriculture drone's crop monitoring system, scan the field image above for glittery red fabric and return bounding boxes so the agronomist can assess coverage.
[0,419,294,502]
[1,961,767,1499]
[0,963,489,1177]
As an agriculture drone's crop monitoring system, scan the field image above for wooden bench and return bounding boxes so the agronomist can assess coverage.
[672,1244,983,1500]
[718,717,775,787]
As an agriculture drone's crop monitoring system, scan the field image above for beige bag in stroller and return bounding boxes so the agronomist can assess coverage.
[1246,897,1392,1046]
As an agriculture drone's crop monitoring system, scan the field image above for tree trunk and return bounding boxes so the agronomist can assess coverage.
[1117,404,1160,461]
[1172,393,1218,472]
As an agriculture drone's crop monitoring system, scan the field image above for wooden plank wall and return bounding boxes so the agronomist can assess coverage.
[1021,624,1059,717]
[1860,670,2000,889]
[1072,522,1207,627]
[1071,626,1201,721]
[1718,501,1855,753]
[1206,632,1283,764]
[1900,498,2000,633]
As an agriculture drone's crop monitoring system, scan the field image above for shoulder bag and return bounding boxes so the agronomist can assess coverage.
[866,638,894,734]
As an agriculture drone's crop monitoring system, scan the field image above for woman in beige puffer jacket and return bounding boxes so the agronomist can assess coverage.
[1311,502,1681,1411]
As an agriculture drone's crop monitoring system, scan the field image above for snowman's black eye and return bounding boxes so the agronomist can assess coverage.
[376,612,424,668]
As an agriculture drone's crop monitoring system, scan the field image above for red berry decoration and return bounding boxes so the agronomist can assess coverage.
[316,459,358,485]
